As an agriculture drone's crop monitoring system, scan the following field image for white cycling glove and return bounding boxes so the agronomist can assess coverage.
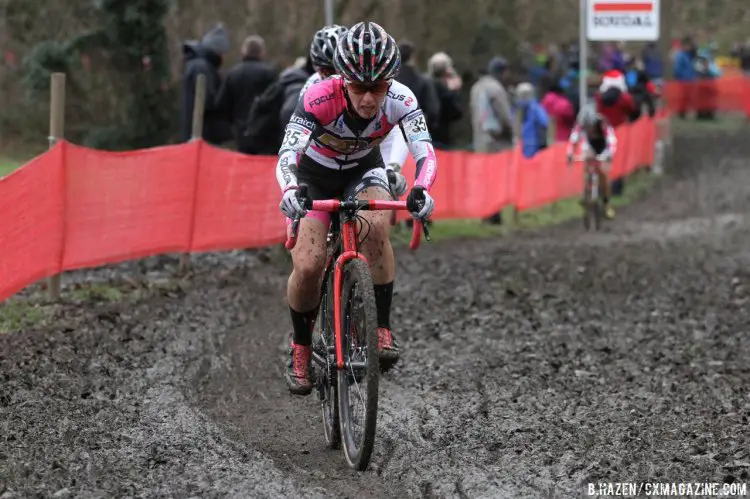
[386,164,408,197]
[280,187,306,220]
[596,151,612,162]
[407,188,435,220]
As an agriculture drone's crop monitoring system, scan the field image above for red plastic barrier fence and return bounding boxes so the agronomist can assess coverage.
[0,114,666,302]
[663,76,750,117]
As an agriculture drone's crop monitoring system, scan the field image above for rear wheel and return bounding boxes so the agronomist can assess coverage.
[315,263,340,449]
[583,206,592,230]
[337,258,379,470]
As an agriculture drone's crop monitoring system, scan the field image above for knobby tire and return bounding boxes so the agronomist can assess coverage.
[317,262,340,450]
[337,258,379,470]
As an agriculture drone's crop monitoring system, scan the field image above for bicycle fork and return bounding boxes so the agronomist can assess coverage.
[587,171,599,203]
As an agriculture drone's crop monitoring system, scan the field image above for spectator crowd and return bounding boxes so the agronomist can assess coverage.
[178,23,733,206]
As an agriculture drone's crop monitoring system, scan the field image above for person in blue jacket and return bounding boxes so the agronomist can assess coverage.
[515,82,550,159]
[672,36,698,118]
[641,42,664,86]
[673,36,697,82]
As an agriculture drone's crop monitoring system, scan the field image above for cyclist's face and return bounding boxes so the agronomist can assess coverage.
[346,80,390,119]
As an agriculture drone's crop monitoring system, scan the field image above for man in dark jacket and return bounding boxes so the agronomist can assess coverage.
[427,51,463,149]
[239,57,312,155]
[395,40,440,130]
[215,35,276,151]
[278,56,314,127]
[179,24,232,145]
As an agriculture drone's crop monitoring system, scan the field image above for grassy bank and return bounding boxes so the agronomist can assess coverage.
[0,158,21,178]
[391,168,659,244]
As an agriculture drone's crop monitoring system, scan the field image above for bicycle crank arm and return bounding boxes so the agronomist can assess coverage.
[311,351,328,369]
[341,361,367,371]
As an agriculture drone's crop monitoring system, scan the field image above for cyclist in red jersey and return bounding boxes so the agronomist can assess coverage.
[567,104,618,219]
[275,21,438,395]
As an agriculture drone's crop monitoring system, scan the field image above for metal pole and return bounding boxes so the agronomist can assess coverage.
[180,73,206,274]
[325,0,334,26]
[579,0,588,112]
[48,73,66,301]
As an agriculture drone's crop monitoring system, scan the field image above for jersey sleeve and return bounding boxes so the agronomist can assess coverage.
[604,124,617,158]
[298,73,321,102]
[390,84,438,191]
[381,127,409,168]
[275,98,318,192]
[566,123,582,157]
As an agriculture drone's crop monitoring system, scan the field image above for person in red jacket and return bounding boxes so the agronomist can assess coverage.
[595,70,636,127]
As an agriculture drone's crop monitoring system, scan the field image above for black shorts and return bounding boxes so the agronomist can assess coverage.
[296,149,391,202]
[588,136,607,155]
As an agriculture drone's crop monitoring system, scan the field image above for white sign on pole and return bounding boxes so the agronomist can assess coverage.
[587,0,659,41]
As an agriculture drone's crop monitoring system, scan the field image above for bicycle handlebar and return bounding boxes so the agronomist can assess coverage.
[572,155,601,163]
[285,184,430,251]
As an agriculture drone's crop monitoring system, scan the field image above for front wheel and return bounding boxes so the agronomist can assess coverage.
[316,265,340,449]
[336,258,379,470]
[583,177,593,231]
[593,200,603,231]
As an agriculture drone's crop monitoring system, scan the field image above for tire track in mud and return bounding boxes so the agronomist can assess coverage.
[2,124,750,498]
[191,124,750,497]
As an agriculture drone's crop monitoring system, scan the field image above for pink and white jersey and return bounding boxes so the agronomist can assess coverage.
[275,78,437,194]
[297,74,409,168]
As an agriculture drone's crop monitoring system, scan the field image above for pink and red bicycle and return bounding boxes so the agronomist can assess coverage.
[285,184,429,470]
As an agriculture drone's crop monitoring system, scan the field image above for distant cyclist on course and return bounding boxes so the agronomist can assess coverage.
[567,104,617,219]
[276,21,438,395]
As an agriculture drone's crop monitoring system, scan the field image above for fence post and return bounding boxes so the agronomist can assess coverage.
[47,72,66,300]
[180,73,206,273]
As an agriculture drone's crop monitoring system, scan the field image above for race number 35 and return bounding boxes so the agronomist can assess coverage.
[283,129,302,147]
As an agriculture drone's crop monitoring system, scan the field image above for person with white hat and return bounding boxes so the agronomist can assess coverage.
[595,69,636,128]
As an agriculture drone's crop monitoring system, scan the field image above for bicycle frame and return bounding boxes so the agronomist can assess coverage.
[574,156,603,200]
[285,185,428,370]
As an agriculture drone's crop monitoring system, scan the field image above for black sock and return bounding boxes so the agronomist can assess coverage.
[373,282,393,329]
[290,306,318,346]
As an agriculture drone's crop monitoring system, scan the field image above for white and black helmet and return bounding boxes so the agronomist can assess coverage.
[310,24,347,70]
[577,103,601,127]
[333,21,400,83]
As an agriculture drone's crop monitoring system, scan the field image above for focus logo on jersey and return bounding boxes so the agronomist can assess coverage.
[309,93,335,107]
[289,114,316,131]
[387,91,413,108]
[387,90,407,102]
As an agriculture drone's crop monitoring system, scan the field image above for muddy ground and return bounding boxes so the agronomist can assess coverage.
[2,122,750,498]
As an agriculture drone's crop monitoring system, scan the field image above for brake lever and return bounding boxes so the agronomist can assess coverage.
[421,220,431,241]
[285,184,310,250]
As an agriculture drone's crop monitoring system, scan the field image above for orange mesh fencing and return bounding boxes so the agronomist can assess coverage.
[0,112,670,302]
[664,75,750,117]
